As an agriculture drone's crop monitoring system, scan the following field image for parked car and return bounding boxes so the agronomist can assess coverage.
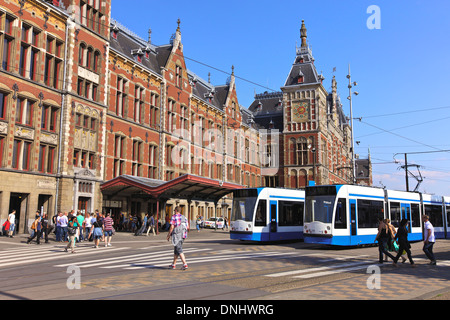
[203,217,224,229]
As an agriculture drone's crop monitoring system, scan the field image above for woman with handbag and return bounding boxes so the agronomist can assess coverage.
[384,219,406,263]
[64,216,78,253]
[393,219,416,267]
[374,217,397,264]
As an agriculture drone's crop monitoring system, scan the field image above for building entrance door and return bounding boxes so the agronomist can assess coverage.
[9,193,27,234]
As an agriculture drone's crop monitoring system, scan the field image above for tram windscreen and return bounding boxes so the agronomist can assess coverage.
[305,196,336,224]
[231,196,257,222]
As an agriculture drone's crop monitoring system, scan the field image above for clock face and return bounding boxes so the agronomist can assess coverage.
[292,100,310,122]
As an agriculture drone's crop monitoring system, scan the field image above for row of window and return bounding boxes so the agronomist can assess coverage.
[254,200,303,227]
[0,135,56,174]
[0,92,59,132]
[1,140,95,173]
[1,13,64,90]
[334,199,423,230]
[115,77,160,128]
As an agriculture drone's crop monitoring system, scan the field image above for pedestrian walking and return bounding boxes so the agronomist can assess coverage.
[374,217,396,264]
[384,219,405,262]
[7,210,15,238]
[27,215,42,245]
[89,214,103,248]
[223,216,228,231]
[167,206,189,270]
[60,212,69,242]
[83,212,92,241]
[64,216,78,253]
[393,218,415,267]
[146,214,156,236]
[196,215,201,232]
[103,213,114,247]
[422,215,437,265]
[41,213,51,243]
[76,213,84,242]
[135,213,147,236]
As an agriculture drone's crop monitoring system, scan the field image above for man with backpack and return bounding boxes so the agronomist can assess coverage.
[167,206,189,270]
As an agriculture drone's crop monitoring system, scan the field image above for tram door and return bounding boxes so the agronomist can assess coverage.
[349,199,358,245]
[401,203,412,233]
[269,200,277,240]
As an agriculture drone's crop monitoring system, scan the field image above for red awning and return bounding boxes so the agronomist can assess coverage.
[101,174,243,203]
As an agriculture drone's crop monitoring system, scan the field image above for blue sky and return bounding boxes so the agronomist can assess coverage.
[112,0,450,195]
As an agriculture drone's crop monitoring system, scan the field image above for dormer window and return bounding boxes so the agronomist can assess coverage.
[257,101,262,111]
[298,69,304,83]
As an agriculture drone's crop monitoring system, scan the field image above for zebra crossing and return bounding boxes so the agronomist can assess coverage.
[0,244,129,268]
[1,244,448,280]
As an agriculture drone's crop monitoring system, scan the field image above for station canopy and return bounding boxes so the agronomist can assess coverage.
[100,174,243,203]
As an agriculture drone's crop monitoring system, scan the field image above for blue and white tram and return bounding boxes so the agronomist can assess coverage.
[230,188,305,242]
[304,184,449,246]
[422,194,447,239]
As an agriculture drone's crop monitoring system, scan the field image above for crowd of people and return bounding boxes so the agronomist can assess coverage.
[1,209,161,254]
[374,215,437,266]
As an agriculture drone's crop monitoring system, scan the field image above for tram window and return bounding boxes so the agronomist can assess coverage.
[389,202,401,227]
[446,206,450,227]
[411,204,421,228]
[279,201,303,226]
[424,205,443,227]
[254,200,267,226]
[357,200,384,228]
[334,198,347,229]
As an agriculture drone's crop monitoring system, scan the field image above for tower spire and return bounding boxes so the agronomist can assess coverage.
[300,20,307,48]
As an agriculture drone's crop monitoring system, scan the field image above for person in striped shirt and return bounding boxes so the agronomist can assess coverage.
[103,213,114,247]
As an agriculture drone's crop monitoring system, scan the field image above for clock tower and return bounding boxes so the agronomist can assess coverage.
[249,20,361,189]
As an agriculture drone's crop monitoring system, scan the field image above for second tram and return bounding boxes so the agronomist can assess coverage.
[304,184,450,246]
[230,188,305,242]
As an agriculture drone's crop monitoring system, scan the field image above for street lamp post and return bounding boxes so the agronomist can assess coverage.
[308,144,316,185]
[347,64,358,185]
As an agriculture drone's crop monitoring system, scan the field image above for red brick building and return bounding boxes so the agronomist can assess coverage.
[0,2,369,233]
[249,20,372,189]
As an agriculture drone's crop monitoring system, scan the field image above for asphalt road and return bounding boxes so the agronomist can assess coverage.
[0,229,449,304]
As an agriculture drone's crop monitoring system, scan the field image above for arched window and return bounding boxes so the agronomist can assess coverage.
[297,137,308,165]
[86,47,93,69]
[93,50,101,73]
[79,43,86,66]
[290,170,298,189]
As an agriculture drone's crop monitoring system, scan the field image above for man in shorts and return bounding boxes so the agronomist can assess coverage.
[167,206,189,270]
[103,213,114,247]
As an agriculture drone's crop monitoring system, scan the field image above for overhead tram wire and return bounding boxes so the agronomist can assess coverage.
[357,115,450,139]
[355,105,450,119]
[357,119,450,154]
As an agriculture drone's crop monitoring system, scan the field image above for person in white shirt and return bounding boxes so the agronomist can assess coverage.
[7,210,16,238]
[83,213,93,241]
[422,215,436,265]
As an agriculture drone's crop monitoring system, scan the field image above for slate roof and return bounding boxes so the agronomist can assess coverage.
[111,20,235,114]
[110,21,162,76]
[248,92,284,131]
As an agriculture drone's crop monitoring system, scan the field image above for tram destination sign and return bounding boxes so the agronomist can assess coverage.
[305,185,337,197]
